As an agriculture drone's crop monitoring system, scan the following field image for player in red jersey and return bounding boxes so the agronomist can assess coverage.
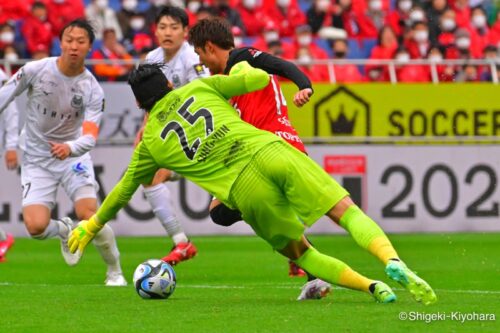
[188,18,332,300]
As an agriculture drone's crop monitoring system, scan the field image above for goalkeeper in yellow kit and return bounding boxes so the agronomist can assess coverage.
[69,61,436,304]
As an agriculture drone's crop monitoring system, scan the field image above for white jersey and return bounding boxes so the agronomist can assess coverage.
[0,69,19,153]
[145,41,208,88]
[0,57,105,158]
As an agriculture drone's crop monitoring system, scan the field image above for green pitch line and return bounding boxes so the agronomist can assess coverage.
[0,233,498,333]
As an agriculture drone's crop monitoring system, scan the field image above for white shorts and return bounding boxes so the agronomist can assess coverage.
[20,153,98,209]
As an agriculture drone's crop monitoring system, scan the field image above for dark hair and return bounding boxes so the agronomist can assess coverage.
[411,21,427,30]
[128,63,171,111]
[32,1,46,10]
[155,6,189,27]
[377,25,397,46]
[470,5,487,17]
[427,44,444,56]
[59,19,95,44]
[188,18,234,50]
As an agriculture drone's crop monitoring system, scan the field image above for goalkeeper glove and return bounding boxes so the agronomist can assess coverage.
[68,215,104,254]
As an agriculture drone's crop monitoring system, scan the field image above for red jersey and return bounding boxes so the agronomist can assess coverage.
[230,75,306,153]
[224,47,312,153]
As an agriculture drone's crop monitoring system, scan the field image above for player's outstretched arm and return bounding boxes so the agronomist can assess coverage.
[209,61,270,99]
[235,50,314,107]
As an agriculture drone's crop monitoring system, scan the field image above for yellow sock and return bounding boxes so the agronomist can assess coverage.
[340,205,399,264]
[295,247,374,292]
[339,267,373,292]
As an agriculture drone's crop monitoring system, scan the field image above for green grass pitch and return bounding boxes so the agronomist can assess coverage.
[0,233,498,333]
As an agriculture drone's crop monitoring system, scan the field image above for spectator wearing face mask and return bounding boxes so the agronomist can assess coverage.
[385,0,413,37]
[21,2,54,58]
[86,0,124,40]
[0,0,32,24]
[451,0,471,29]
[394,46,430,82]
[296,46,330,82]
[467,6,490,58]
[46,0,85,38]
[293,24,329,60]
[0,45,21,73]
[123,12,152,56]
[237,0,269,37]
[117,0,141,36]
[0,24,25,59]
[404,21,431,59]
[367,25,399,81]
[253,21,294,58]
[263,0,306,38]
[437,8,458,47]
[451,28,475,58]
[426,0,448,44]
[331,39,364,82]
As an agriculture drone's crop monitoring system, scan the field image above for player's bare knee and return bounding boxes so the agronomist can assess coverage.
[22,205,51,237]
[23,216,49,237]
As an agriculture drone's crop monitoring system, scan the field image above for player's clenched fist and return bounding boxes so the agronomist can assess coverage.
[68,216,105,254]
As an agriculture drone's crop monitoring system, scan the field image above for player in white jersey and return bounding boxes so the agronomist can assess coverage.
[0,68,18,262]
[0,20,126,286]
[136,6,207,265]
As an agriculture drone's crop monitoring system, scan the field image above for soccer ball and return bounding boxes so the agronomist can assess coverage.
[133,259,176,299]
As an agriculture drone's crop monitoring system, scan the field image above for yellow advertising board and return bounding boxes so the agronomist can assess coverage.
[281,84,500,143]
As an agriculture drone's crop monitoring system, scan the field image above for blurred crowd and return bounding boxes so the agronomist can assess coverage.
[1,0,500,82]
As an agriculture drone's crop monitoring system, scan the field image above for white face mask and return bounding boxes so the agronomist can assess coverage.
[187,1,201,13]
[122,0,138,11]
[243,0,258,9]
[264,31,279,43]
[53,0,65,3]
[410,10,424,22]
[472,15,486,28]
[0,32,15,44]
[234,36,243,47]
[298,35,312,46]
[4,53,18,62]
[441,18,456,31]
[277,0,291,7]
[456,37,470,49]
[414,30,428,43]
[130,18,145,30]
[317,0,330,12]
[396,53,410,63]
[429,54,443,62]
[96,0,108,9]
[369,0,383,11]
[298,54,312,65]
[398,0,412,12]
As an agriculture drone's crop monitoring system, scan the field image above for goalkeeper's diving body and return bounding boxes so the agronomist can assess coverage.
[68,61,437,304]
